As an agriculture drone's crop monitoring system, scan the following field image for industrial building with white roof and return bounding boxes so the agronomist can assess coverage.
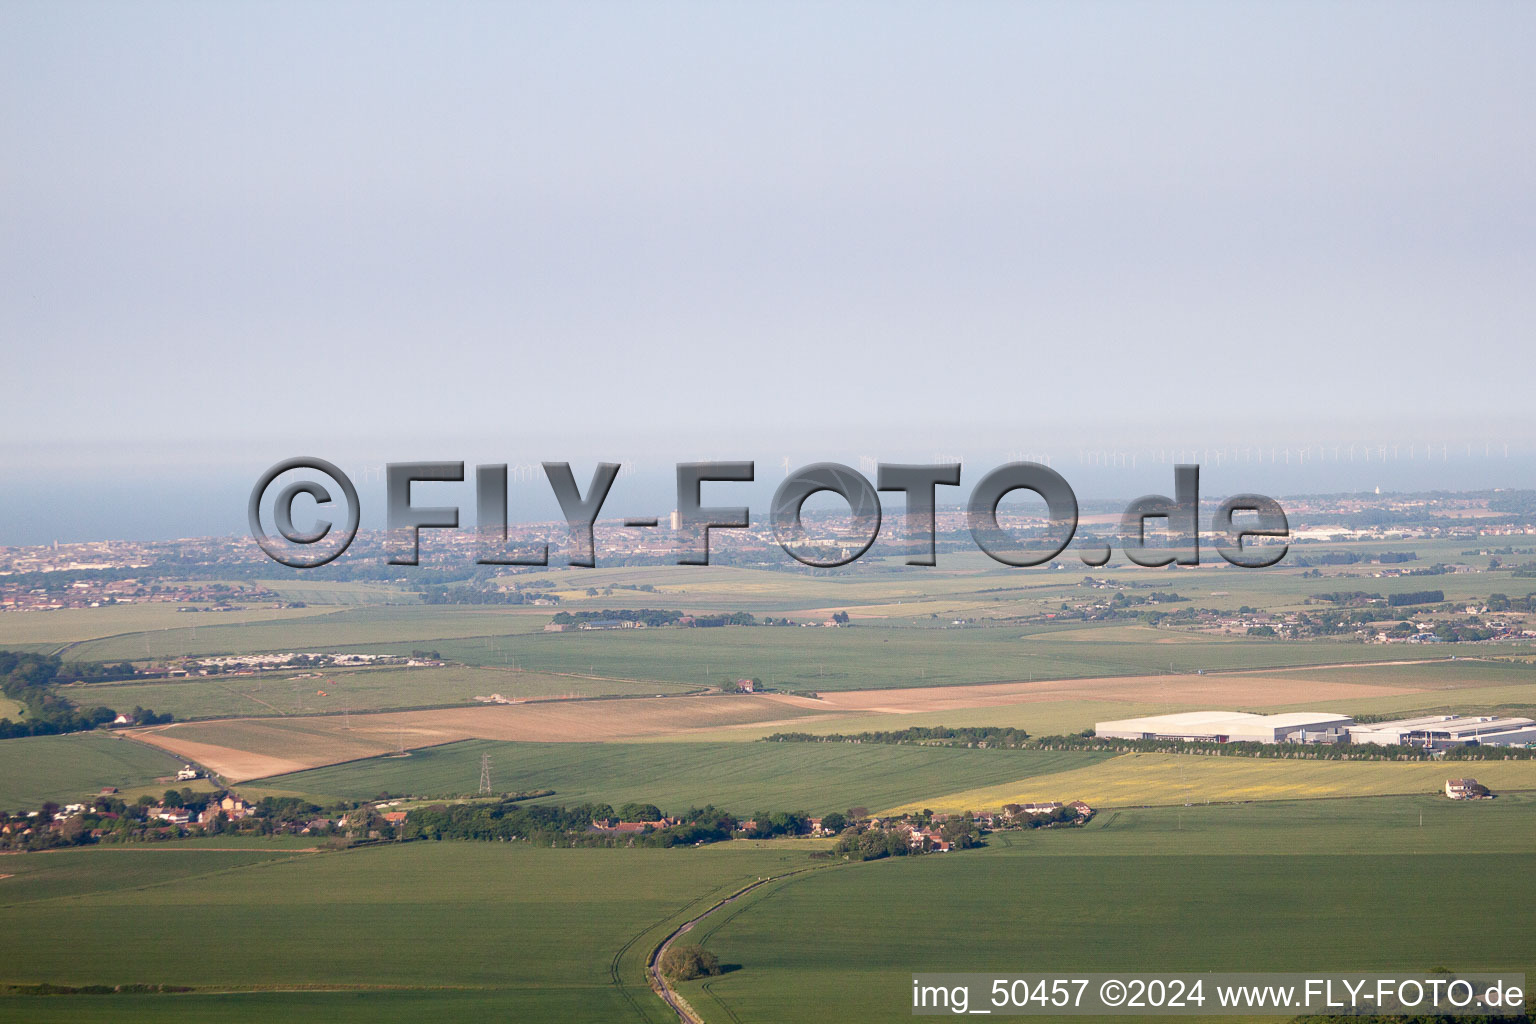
[1347,715,1536,748]
[1094,710,1536,748]
[1094,711,1354,744]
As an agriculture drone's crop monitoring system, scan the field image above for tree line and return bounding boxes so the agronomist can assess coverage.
[0,650,171,739]
[764,725,1032,748]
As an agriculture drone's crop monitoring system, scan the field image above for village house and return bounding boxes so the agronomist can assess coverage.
[151,806,192,826]
[1444,778,1489,800]
[1013,801,1062,817]
[590,816,678,835]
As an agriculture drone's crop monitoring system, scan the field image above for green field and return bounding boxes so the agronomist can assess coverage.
[1281,658,1536,688]
[339,624,1522,692]
[4,797,1527,1022]
[258,579,417,606]
[61,664,702,720]
[0,603,340,652]
[0,732,188,810]
[60,605,557,662]
[683,796,1536,1022]
[242,740,1114,812]
[0,840,815,1023]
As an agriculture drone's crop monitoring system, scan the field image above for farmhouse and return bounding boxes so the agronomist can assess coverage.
[589,816,678,835]
[1018,801,1062,816]
[1444,778,1489,800]
[1095,710,1353,744]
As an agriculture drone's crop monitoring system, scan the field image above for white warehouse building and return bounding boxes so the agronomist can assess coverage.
[1094,710,1354,745]
[1347,715,1536,748]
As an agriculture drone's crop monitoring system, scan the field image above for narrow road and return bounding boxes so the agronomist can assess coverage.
[648,869,818,1024]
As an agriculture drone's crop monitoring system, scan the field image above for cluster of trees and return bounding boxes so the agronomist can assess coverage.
[405,800,608,842]
[1441,744,1536,761]
[420,586,534,605]
[401,799,790,847]
[252,795,325,820]
[1311,591,1386,605]
[1388,590,1446,607]
[551,608,687,626]
[833,828,919,861]
[1273,606,1450,638]
[1042,589,1199,628]
[552,610,758,628]
[0,650,170,739]
[1417,620,1500,642]
[659,944,721,982]
[1293,551,1366,566]
[688,612,757,627]
[764,725,1032,748]
[396,799,871,847]
[1488,490,1536,518]
[3,789,371,852]
[2,789,214,851]
[830,815,983,861]
[739,810,810,838]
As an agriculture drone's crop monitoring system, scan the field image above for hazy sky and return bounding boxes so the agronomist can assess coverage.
[3,3,1534,539]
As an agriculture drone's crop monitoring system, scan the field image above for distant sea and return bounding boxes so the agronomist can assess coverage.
[1,455,1532,547]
